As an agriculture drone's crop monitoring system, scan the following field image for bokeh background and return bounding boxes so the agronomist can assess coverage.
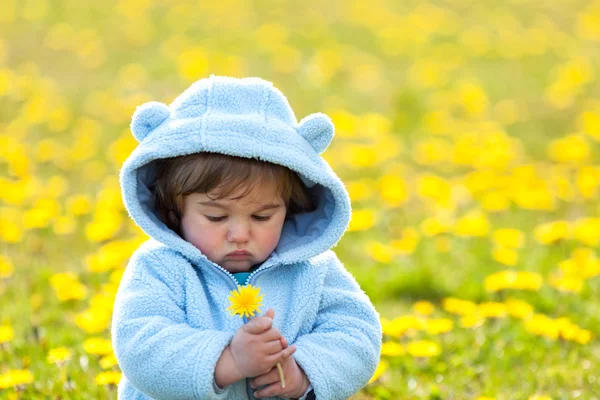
[1,0,600,398]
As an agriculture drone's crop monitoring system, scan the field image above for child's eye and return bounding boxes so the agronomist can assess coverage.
[252,215,271,221]
[205,215,227,222]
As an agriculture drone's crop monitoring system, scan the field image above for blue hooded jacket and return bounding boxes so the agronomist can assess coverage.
[112,75,382,400]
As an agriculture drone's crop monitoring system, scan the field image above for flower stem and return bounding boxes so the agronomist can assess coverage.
[276,362,285,388]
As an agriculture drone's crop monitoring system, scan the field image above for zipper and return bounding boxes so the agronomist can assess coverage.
[207,257,279,400]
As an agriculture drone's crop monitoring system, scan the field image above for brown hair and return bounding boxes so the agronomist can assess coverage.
[150,152,316,235]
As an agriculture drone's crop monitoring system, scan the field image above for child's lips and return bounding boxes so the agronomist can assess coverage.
[226,250,251,258]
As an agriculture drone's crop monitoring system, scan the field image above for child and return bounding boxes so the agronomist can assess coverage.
[112,75,382,400]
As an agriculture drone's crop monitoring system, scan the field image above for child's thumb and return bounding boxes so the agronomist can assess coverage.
[264,308,275,319]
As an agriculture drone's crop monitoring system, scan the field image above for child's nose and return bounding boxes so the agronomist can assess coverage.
[227,223,250,243]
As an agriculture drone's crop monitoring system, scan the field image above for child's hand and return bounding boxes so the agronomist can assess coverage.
[249,351,310,399]
[229,308,297,378]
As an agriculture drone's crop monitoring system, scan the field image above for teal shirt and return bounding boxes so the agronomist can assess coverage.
[232,264,261,286]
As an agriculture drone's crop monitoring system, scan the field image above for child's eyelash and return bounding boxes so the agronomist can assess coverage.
[204,215,271,222]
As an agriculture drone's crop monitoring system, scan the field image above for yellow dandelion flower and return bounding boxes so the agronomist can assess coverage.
[0,254,14,279]
[365,241,394,264]
[390,228,420,255]
[227,284,264,318]
[573,218,600,247]
[524,314,559,340]
[412,301,435,316]
[529,395,552,400]
[492,228,525,248]
[47,347,73,364]
[484,270,543,292]
[460,314,485,329]
[420,216,451,237]
[476,397,496,400]
[549,274,583,294]
[492,246,519,266]
[75,308,111,334]
[83,337,113,355]
[478,302,507,318]
[454,210,490,237]
[0,324,14,343]
[575,329,593,345]
[407,340,441,358]
[575,165,599,199]
[382,315,426,338]
[426,318,454,335]
[348,209,377,232]
[95,371,122,386]
[381,341,405,357]
[367,360,388,384]
[534,221,570,244]
[0,369,34,389]
[99,354,119,369]
[547,135,590,164]
[442,298,477,316]
[505,299,534,319]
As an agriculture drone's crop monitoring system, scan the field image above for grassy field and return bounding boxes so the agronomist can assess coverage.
[1,0,600,398]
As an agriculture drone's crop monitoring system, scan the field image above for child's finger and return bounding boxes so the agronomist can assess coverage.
[244,316,273,334]
[279,344,296,361]
[279,336,288,349]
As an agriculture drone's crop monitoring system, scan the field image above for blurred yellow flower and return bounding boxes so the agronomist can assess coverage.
[99,354,119,369]
[573,218,600,246]
[382,315,426,338]
[348,209,377,232]
[492,228,525,248]
[528,395,552,400]
[492,246,519,266]
[426,318,453,335]
[484,270,543,292]
[478,302,508,318]
[83,337,113,356]
[47,347,73,364]
[580,111,600,141]
[346,179,374,203]
[504,298,534,319]
[548,135,590,164]
[0,369,34,389]
[576,166,599,199]
[460,314,485,329]
[420,216,452,237]
[480,190,511,212]
[549,274,583,293]
[67,194,93,216]
[75,308,111,334]
[0,324,14,343]
[442,298,477,316]
[412,301,435,316]
[50,272,88,302]
[381,341,405,357]
[379,175,409,207]
[524,314,559,340]
[0,254,14,279]
[407,340,441,358]
[417,174,452,208]
[390,228,420,255]
[534,221,570,244]
[367,360,388,384]
[95,371,122,386]
[454,210,490,237]
[365,241,394,264]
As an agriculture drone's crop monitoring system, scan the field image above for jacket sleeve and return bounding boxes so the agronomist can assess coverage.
[111,251,235,400]
[292,252,382,400]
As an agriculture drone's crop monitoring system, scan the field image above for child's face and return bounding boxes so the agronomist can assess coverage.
[180,180,287,273]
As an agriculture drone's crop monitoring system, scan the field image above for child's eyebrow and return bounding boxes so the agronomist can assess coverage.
[197,201,282,212]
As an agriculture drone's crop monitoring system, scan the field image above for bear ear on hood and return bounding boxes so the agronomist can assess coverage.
[130,101,171,142]
[297,113,334,154]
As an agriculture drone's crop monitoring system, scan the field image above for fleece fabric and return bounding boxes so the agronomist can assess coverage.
[112,75,382,400]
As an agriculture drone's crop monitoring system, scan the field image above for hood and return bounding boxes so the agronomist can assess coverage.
[119,75,351,268]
